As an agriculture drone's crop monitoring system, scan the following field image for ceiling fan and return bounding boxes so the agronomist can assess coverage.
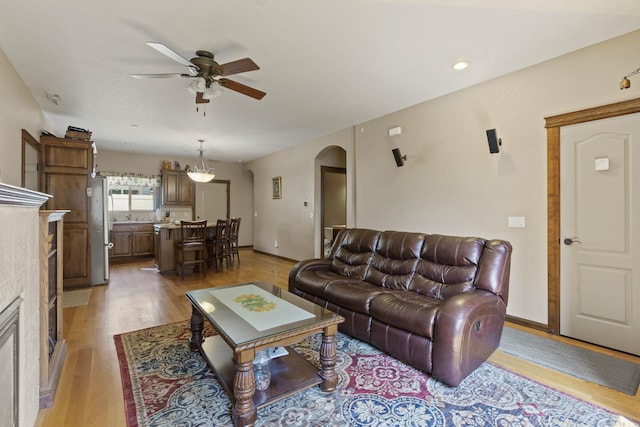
[131,42,266,104]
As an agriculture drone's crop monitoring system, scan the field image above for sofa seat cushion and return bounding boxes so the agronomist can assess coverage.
[322,281,388,314]
[369,291,442,339]
[295,269,364,299]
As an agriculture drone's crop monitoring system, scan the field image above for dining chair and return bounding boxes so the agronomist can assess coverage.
[229,217,241,265]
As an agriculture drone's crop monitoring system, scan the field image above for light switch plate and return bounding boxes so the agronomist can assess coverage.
[595,157,610,171]
[508,216,526,228]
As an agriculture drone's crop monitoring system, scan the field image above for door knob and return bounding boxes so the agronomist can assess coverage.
[563,237,581,245]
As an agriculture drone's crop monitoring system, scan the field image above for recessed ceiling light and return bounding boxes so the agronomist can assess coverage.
[452,61,470,71]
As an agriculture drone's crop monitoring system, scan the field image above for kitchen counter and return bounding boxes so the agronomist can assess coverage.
[153,222,219,229]
[112,220,155,224]
[153,222,183,230]
[153,222,217,273]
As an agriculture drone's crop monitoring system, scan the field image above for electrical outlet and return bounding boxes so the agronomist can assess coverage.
[274,240,278,248]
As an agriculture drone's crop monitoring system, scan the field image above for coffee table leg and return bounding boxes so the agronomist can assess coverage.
[189,305,204,352]
[319,324,339,392]
[232,354,257,427]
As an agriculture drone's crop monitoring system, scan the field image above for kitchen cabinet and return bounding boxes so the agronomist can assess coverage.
[39,210,68,408]
[162,170,194,205]
[133,228,154,256]
[40,136,93,289]
[111,231,132,257]
[111,223,154,262]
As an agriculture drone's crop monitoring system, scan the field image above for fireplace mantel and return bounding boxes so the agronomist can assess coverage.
[0,182,50,206]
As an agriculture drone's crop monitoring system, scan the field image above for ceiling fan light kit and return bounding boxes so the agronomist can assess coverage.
[132,42,266,104]
[187,140,215,183]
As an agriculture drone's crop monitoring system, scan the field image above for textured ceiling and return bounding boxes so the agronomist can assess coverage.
[1,0,639,162]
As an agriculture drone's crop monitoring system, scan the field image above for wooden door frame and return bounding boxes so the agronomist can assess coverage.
[196,179,231,220]
[21,129,40,190]
[544,97,640,334]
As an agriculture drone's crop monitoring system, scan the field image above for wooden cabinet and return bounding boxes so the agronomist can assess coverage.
[162,170,194,205]
[111,223,154,262]
[40,136,93,289]
[111,231,132,257]
[39,210,68,408]
[133,228,154,256]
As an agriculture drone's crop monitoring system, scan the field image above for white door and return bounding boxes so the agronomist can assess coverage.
[560,113,640,355]
[195,182,228,223]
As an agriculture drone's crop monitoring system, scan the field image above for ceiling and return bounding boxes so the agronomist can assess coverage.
[1,1,639,163]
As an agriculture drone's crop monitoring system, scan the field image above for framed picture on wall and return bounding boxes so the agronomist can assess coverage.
[272,176,282,199]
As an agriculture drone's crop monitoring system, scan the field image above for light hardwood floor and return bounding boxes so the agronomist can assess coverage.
[36,250,640,426]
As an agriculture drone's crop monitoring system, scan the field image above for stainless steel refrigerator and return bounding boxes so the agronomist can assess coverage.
[90,176,112,285]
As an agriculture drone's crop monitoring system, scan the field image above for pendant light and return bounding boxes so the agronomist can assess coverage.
[187,140,215,182]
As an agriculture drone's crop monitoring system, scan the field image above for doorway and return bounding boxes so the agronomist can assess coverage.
[195,180,230,223]
[320,166,347,257]
[545,97,640,354]
[559,115,640,355]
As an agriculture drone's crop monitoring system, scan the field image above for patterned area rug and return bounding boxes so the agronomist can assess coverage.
[114,321,638,426]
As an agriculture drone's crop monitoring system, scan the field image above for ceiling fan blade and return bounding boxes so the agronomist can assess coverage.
[146,42,199,75]
[146,42,193,67]
[195,92,210,104]
[131,73,185,79]
[216,58,260,76]
[218,78,266,100]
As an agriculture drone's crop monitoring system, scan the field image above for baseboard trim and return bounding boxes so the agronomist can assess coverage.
[252,249,297,263]
[505,315,551,334]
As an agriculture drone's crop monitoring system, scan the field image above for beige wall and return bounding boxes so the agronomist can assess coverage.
[96,149,254,246]
[246,30,640,325]
[0,48,47,186]
[245,127,354,259]
[0,49,48,427]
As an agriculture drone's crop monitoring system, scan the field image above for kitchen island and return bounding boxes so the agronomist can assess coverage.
[153,222,217,273]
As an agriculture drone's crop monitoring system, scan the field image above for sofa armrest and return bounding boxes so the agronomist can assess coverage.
[431,290,506,386]
[288,258,333,293]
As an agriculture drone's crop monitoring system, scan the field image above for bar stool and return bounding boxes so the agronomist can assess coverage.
[210,219,231,272]
[229,217,241,266]
[175,220,207,280]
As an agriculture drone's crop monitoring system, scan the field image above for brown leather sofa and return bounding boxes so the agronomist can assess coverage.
[288,228,512,386]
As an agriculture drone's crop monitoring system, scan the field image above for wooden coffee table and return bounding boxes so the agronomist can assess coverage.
[186,282,344,426]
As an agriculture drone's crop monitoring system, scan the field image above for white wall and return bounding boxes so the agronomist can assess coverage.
[247,30,640,325]
[96,149,254,246]
[0,48,49,427]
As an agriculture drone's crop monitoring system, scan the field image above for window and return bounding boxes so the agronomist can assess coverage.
[108,185,155,211]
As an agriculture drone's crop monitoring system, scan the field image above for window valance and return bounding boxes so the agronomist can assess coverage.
[99,172,161,188]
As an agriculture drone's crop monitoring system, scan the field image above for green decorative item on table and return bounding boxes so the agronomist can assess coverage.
[234,294,277,312]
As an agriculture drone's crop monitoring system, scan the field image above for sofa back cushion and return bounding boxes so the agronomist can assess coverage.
[409,234,485,300]
[330,229,381,280]
[364,231,425,290]
[474,239,512,303]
